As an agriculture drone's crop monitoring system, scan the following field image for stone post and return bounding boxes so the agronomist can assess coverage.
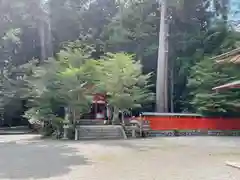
[62,107,69,140]
[63,123,69,140]
[75,128,78,140]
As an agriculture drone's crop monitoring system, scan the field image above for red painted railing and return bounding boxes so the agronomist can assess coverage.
[142,113,240,130]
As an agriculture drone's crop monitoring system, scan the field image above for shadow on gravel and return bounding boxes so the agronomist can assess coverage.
[0,137,90,179]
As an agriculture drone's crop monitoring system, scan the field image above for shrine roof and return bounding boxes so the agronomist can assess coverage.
[211,47,240,64]
[212,80,240,90]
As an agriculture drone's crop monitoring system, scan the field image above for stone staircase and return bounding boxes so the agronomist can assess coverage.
[76,119,105,126]
[0,126,32,135]
[75,125,127,140]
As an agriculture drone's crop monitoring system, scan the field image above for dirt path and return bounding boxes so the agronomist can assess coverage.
[0,135,239,180]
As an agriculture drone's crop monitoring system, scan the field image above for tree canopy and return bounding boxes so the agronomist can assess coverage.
[0,0,240,127]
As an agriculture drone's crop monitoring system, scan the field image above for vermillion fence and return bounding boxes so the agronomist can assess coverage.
[142,113,240,131]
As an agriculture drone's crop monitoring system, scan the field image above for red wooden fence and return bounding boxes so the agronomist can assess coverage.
[142,113,240,130]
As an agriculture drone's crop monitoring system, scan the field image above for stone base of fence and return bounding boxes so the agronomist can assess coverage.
[147,130,240,137]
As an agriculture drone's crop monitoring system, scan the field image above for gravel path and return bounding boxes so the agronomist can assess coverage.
[0,135,239,180]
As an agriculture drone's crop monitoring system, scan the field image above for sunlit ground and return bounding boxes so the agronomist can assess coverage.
[0,135,239,180]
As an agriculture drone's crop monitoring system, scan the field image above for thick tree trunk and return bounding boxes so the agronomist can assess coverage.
[112,106,120,125]
[156,0,168,112]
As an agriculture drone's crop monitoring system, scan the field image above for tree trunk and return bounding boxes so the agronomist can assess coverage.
[121,111,125,125]
[39,20,46,62]
[156,0,168,112]
[112,106,120,125]
[165,20,169,112]
[170,63,174,113]
[73,108,76,124]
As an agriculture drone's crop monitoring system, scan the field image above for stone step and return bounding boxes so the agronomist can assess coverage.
[76,119,105,125]
[75,125,127,140]
[0,126,30,130]
[0,126,32,135]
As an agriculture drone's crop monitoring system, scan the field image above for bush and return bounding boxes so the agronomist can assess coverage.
[24,108,66,138]
[173,129,180,136]
[41,122,54,137]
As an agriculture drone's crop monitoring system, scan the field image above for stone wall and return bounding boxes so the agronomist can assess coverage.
[147,130,240,137]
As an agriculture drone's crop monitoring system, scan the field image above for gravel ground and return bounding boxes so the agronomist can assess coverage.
[0,135,239,180]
